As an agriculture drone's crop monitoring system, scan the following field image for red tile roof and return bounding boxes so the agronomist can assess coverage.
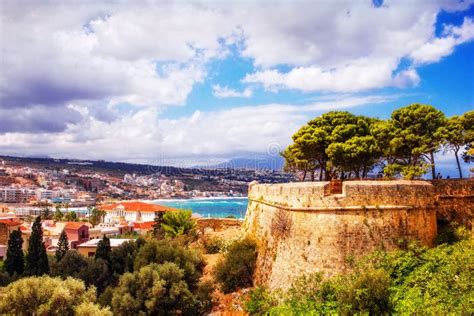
[99,201,178,213]
[0,218,22,227]
[64,222,88,230]
[133,221,156,230]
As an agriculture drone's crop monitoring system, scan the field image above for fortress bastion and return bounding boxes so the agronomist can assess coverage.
[243,179,473,291]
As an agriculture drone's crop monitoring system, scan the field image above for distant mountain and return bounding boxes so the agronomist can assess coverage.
[25,154,52,159]
[202,156,285,171]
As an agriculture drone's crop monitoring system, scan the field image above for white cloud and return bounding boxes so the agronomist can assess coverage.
[212,85,252,98]
[0,1,473,162]
[410,17,474,64]
[0,95,394,165]
[244,58,421,92]
[239,2,473,92]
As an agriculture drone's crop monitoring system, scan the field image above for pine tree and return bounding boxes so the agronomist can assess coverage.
[25,216,49,276]
[5,228,24,276]
[56,229,69,262]
[95,235,111,263]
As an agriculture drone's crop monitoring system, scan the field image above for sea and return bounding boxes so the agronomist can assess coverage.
[151,197,248,219]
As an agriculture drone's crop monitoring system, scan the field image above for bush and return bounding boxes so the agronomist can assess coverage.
[244,286,277,315]
[203,236,224,254]
[161,210,197,238]
[50,250,113,294]
[112,263,213,315]
[335,268,391,314]
[214,237,257,293]
[260,237,474,315]
[109,240,139,275]
[0,276,108,315]
[134,239,204,288]
[436,222,470,245]
[383,238,474,314]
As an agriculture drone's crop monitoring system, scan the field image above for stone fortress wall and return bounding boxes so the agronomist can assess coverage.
[243,179,473,291]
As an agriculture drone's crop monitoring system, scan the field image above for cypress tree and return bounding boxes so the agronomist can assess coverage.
[25,216,49,276]
[56,229,69,262]
[95,235,111,263]
[5,228,24,276]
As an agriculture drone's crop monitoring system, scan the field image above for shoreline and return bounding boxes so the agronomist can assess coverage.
[148,196,248,203]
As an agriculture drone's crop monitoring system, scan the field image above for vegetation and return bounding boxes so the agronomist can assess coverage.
[0,276,110,315]
[445,111,474,178]
[95,235,112,264]
[202,236,225,254]
[111,262,213,315]
[41,206,52,220]
[283,105,473,180]
[51,250,113,294]
[56,229,69,261]
[89,206,106,227]
[5,229,24,276]
[244,235,474,315]
[215,237,257,293]
[161,210,196,238]
[64,211,78,222]
[25,216,49,276]
[53,204,64,221]
[109,239,142,276]
[134,239,204,286]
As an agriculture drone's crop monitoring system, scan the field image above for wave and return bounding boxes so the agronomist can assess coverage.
[148,197,248,203]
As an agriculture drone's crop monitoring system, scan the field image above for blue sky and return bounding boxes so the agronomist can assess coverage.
[0,1,473,176]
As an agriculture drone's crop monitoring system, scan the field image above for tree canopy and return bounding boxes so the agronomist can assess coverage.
[5,229,24,276]
[25,216,49,276]
[161,210,196,238]
[56,229,69,262]
[0,276,109,315]
[282,104,472,180]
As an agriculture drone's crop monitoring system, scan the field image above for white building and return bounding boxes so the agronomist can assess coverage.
[99,201,176,224]
[36,189,53,202]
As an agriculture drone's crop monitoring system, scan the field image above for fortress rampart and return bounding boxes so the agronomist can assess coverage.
[243,179,473,291]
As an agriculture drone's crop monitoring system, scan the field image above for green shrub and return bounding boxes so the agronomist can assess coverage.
[161,210,197,238]
[112,263,213,315]
[50,250,113,294]
[214,237,257,293]
[134,239,204,288]
[262,237,474,315]
[335,268,391,314]
[244,286,277,315]
[0,276,108,315]
[203,236,224,254]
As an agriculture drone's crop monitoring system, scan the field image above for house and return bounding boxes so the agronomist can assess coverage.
[64,222,89,248]
[99,201,177,224]
[89,226,120,239]
[77,238,133,257]
[41,221,90,252]
[0,217,22,245]
[133,221,156,235]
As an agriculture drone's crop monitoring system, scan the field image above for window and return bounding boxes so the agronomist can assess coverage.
[88,252,95,257]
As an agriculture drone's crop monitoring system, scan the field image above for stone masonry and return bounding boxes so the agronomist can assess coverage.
[243,180,472,291]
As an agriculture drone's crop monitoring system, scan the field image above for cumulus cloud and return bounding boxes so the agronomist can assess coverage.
[410,17,474,64]
[212,85,252,98]
[240,2,473,92]
[0,1,228,112]
[0,95,394,165]
[244,59,421,92]
[0,0,472,161]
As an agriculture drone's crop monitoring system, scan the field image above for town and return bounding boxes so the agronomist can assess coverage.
[0,156,293,205]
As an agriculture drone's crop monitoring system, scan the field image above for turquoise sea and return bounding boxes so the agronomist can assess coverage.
[151,197,248,219]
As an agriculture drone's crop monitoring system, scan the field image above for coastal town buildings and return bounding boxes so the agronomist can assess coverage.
[77,238,133,257]
[99,201,177,224]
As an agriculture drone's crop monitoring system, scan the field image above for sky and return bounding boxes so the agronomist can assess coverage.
[0,0,473,175]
